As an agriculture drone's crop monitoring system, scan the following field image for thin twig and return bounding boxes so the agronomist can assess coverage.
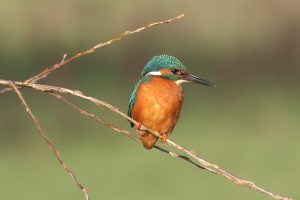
[0,14,186,200]
[0,12,291,200]
[8,82,89,200]
[51,93,139,142]
[31,54,68,84]
[152,145,206,170]
[0,14,184,95]
[0,79,291,200]
[0,54,68,94]
[51,93,206,170]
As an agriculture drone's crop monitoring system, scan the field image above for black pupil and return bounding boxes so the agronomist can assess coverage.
[172,69,180,74]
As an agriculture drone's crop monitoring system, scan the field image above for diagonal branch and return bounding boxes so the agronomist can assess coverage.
[0,14,184,95]
[51,93,206,170]
[0,14,186,200]
[52,93,139,142]
[0,12,291,200]
[0,79,291,200]
[8,82,89,200]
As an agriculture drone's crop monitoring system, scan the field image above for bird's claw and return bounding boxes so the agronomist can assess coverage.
[161,133,167,143]
[136,122,142,130]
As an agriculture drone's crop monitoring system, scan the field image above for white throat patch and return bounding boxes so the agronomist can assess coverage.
[175,79,189,85]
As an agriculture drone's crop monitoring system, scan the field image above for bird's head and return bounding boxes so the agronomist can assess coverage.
[142,55,215,86]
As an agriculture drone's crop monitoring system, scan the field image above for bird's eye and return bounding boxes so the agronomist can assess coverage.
[172,69,181,75]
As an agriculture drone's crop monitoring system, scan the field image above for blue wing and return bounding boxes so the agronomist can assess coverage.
[128,79,142,127]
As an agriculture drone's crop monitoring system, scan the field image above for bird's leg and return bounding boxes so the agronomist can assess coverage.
[161,133,168,143]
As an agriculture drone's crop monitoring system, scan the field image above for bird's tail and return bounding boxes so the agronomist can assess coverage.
[139,131,158,149]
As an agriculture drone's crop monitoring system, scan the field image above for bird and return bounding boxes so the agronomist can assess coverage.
[128,55,214,149]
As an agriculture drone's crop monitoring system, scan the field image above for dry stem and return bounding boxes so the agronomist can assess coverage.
[0,13,292,200]
[0,14,184,95]
[51,93,206,170]
[8,82,89,200]
[0,79,291,200]
[0,14,185,200]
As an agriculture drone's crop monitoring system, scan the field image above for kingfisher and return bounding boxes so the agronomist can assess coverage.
[128,55,214,149]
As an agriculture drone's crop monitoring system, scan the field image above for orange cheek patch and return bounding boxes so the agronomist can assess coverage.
[159,69,173,75]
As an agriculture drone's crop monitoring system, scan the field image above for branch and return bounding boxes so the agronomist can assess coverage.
[8,82,89,200]
[0,14,186,200]
[51,93,139,143]
[0,14,184,95]
[51,93,206,170]
[0,79,291,200]
[0,13,291,200]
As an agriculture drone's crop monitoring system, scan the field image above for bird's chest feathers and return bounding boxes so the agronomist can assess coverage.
[133,76,183,131]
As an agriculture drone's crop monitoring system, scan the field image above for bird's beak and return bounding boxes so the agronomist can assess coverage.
[183,73,215,87]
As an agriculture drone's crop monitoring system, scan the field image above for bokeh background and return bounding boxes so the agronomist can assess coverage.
[0,1,299,199]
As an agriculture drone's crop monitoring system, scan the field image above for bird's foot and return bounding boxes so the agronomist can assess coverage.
[136,122,142,130]
[161,133,168,143]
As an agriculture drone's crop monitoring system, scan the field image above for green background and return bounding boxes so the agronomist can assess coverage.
[0,1,299,199]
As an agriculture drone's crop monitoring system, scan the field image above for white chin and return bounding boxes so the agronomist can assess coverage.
[175,80,189,85]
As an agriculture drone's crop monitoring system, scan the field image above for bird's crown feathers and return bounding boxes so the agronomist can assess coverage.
[142,55,187,77]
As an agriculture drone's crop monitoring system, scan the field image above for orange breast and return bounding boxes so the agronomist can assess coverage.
[132,76,184,134]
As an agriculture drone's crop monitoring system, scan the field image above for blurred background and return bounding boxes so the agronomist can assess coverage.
[0,1,299,199]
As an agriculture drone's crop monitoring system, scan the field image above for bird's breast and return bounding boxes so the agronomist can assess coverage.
[132,76,184,134]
